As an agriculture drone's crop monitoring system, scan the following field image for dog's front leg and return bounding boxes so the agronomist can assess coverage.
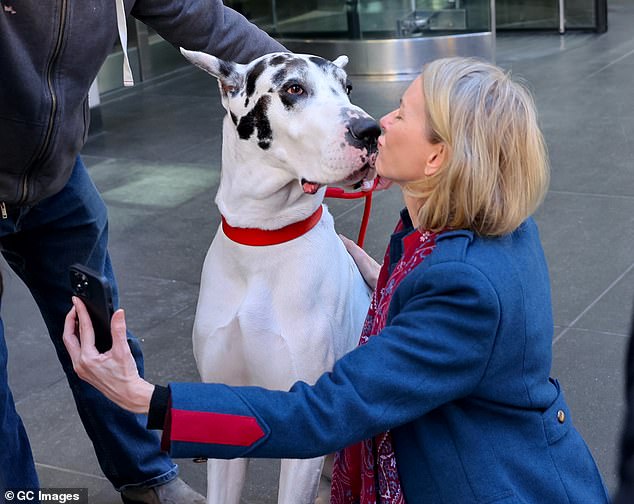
[206,458,248,504]
[278,456,325,504]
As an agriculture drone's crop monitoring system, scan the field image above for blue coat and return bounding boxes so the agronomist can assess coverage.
[162,216,609,503]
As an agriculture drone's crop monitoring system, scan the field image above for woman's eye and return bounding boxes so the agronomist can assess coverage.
[287,84,304,95]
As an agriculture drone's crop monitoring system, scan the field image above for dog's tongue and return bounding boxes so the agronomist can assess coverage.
[302,180,322,194]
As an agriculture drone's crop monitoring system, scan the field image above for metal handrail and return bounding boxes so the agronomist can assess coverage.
[559,0,566,34]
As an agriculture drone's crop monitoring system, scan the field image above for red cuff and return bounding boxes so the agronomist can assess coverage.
[162,407,264,448]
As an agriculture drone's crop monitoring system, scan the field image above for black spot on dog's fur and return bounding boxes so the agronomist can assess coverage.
[237,95,273,150]
[309,56,329,69]
[279,91,298,110]
[272,68,287,87]
[285,58,309,74]
[272,58,310,92]
[269,54,290,66]
[218,60,235,79]
[245,60,268,97]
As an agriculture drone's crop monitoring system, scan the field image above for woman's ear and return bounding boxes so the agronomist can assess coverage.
[423,143,446,176]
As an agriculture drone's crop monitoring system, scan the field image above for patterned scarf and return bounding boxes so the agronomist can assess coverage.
[331,219,439,504]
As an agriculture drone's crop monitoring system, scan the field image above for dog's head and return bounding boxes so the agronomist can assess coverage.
[181,49,379,194]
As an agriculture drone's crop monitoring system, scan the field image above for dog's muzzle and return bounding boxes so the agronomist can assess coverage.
[347,117,381,152]
[300,117,380,195]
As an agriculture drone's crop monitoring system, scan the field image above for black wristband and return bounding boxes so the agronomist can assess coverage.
[147,384,170,430]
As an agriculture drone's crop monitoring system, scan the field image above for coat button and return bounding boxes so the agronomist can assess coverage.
[557,410,566,423]
[192,457,208,463]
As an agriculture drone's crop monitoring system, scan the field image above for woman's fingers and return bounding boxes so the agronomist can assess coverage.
[339,234,364,260]
[339,233,356,252]
[340,234,373,266]
[71,296,97,352]
[339,234,380,290]
[62,306,81,360]
[110,309,131,360]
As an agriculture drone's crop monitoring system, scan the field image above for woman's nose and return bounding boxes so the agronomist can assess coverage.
[379,110,395,131]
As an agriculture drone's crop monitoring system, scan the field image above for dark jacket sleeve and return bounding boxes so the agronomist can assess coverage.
[147,385,170,430]
[159,262,500,460]
[131,0,286,63]
[615,305,634,504]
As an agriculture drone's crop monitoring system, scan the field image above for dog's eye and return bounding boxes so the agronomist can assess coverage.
[346,84,353,96]
[286,84,304,95]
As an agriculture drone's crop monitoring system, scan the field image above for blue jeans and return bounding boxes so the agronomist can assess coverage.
[0,158,177,492]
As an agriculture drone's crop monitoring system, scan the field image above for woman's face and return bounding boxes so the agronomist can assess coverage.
[376,75,443,186]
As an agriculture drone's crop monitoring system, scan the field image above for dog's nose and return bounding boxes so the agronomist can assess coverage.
[349,118,381,146]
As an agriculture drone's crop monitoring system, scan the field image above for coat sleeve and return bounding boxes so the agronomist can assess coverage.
[131,0,286,63]
[162,262,501,460]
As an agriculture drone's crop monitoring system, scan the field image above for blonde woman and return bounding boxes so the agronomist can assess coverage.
[64,57,609,503]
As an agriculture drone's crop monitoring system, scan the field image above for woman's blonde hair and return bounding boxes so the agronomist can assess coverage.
[404,57,549,236]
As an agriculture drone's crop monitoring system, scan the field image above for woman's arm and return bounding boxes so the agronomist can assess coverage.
[160,262,500,459]
[63,262,500,460]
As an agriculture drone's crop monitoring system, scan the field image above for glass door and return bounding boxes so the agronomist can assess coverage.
[224,0,491,39]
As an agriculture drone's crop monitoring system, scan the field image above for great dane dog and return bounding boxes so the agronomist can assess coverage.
[180,48,379,504]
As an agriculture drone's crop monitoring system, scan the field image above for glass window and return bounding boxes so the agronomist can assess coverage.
[496,0,597,30]
[496,0,558,29]
[225,0,603,35]
[224,0,491,39]
[564,0,596,29]
[361,1,490,39]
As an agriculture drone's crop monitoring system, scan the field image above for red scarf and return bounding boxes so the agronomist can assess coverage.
[331,219,439,504]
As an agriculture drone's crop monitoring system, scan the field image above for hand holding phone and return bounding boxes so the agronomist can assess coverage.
[69,264,115,353]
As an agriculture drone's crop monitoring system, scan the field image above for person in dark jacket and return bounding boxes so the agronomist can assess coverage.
[0,1,284,502]
[63,57,610,503]
[615,304,634,504]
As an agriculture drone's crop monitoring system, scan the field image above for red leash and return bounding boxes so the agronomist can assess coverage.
[325,178,378,248]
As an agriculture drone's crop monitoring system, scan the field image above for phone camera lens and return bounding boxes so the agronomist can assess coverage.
[72,273,89,295]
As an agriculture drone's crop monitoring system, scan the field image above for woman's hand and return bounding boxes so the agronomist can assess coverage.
[339,234,381,291]
[62,297,154,414]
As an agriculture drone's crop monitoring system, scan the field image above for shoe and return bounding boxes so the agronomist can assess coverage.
[121,477,206,504]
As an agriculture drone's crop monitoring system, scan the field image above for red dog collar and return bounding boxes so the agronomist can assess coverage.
[221,206,323,246]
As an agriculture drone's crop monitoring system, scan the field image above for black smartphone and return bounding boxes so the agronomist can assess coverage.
[69,264,115,353]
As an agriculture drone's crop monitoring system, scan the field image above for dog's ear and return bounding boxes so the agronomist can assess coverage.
[332,55,349,69]
[180,48,243,94]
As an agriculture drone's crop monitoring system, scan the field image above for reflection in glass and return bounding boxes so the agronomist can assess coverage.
[496,0,596,30]
[225,0,603,36]
[225,0,490,40]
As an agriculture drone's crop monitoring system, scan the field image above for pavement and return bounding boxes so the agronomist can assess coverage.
[3,0,634,501]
